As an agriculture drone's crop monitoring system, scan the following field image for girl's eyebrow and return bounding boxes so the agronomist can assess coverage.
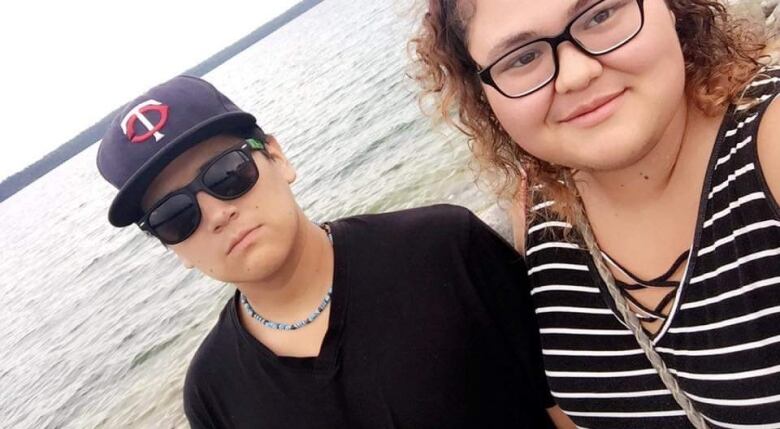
[568,0,597,18]
[487,31,539,63]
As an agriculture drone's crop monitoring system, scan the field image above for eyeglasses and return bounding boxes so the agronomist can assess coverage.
[478,0,645,98]
[138,138,265,245]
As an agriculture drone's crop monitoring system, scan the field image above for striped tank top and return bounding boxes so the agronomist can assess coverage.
[525,69,780,429]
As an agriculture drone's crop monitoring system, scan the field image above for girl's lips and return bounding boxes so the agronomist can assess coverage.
[560,90,626,128]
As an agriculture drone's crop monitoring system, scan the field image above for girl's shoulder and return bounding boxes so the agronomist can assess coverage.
[751,66,780,215]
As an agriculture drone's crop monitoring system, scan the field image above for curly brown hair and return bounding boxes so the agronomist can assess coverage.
[410,0,768,224]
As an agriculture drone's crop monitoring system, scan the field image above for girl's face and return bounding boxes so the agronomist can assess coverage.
[466,0,687,173]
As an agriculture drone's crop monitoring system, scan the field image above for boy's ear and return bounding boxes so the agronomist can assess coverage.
[263,135,297,184]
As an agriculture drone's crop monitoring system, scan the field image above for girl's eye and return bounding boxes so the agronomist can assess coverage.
[512,50,539,67]
[589,8,613,27]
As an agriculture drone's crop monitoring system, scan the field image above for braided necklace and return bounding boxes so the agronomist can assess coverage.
[239,224,333,331]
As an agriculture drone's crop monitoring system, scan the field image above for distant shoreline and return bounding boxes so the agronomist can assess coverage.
[0,0,325,204]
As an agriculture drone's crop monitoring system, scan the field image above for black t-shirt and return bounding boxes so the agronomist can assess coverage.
[183,205,555,429]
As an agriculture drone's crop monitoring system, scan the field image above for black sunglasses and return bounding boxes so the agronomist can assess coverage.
[137,138,265,245]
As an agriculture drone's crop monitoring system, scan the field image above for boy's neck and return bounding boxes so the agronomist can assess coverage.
[236,218,334,323]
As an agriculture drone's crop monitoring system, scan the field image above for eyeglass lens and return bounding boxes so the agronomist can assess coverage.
[490,0,642,97]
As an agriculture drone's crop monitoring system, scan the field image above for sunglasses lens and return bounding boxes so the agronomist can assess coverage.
[203,151,258,198]
[148,193,200,244]
[144,147,259,244]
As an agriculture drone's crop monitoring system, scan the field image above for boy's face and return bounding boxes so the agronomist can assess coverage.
[142,134,303,284]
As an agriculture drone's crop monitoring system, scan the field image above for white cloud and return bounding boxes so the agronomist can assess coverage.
[0,0,299,179]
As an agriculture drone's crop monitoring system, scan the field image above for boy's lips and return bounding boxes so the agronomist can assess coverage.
[227,225,262,255]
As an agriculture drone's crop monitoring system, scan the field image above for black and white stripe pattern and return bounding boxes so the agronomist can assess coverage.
[525,69,780,429]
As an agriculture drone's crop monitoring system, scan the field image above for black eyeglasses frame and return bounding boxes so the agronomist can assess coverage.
[477,0,646,99]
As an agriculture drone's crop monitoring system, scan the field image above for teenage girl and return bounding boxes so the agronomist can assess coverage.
[413,1,780,427]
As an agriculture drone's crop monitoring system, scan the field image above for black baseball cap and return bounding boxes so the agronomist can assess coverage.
[97,75,258,227]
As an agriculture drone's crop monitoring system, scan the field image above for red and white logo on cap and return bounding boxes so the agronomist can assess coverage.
[121,99,169,143]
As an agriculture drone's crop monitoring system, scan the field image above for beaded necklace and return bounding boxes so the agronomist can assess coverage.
[239,224,333,331]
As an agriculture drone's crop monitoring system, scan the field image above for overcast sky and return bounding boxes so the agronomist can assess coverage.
[0,0,300,180]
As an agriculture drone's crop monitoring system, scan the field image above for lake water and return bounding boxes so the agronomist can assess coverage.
[0,1,507,427]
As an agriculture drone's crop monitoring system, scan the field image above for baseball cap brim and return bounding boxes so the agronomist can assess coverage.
[107,111,256,227]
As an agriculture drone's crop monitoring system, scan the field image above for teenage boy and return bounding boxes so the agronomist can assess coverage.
[97,75,555,428]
